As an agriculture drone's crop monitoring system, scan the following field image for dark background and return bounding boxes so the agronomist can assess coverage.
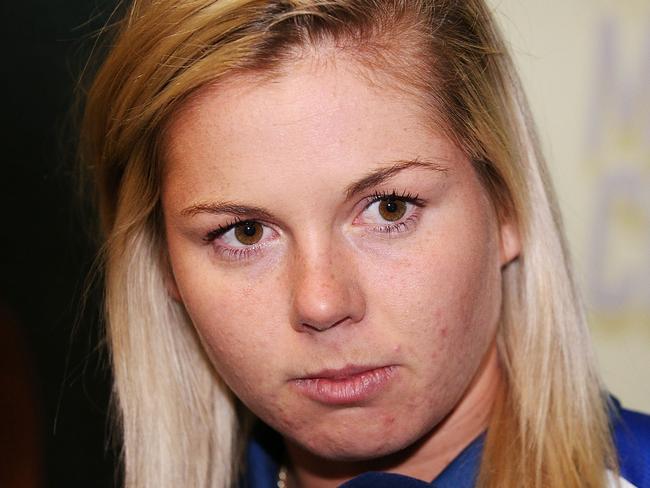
[1,1,118,486]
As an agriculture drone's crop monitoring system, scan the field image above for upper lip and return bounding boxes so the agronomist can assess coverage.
[298,364,392,380]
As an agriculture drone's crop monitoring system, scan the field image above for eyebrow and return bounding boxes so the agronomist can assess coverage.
[179,157,448,218]
[180,202,275,219]
[344,157,448,199]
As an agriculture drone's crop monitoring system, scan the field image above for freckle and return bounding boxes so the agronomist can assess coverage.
[383,415,396,427]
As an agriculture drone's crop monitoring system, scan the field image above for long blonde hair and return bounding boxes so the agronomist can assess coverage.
[81,1,616,486]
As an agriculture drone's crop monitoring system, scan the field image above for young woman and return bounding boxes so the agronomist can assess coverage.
[80,0,650,487]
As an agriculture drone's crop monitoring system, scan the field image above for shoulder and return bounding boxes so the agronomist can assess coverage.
[611,397,650,488]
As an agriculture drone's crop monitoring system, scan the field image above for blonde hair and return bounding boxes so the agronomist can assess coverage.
[81,1,617,486]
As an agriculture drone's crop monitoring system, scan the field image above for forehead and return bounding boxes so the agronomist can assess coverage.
[161,56,464,204]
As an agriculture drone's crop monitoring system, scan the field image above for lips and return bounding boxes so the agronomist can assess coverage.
[291,365,397,405]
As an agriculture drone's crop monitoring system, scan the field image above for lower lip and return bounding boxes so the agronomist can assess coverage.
[292,366,397,405]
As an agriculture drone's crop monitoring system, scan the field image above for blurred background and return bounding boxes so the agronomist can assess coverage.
[488,0,650,413]
[1,0,648,486]
[1,1,116,486]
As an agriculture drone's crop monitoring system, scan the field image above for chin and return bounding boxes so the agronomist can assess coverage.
[315,444,404,463]
[291,421,426,462]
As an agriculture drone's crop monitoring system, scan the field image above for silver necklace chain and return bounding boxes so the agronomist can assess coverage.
[277,465,288,488]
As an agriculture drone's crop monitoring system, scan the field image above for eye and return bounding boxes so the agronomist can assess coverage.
[204,219,277,261]
[360,190,424,227]
[212,220,269,248]
[377,197,407,222]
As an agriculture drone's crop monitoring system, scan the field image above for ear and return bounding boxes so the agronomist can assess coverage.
[160,249,182,302]
[499,220,521,267]
[164,269,182,302]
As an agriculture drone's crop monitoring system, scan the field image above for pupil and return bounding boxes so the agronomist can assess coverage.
[243,223,257,236]
[386,199,398,213]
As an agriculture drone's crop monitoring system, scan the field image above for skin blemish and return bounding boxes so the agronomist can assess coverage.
[382,414,397,427]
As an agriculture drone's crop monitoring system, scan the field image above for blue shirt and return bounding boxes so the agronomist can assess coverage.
[243,398,650,487]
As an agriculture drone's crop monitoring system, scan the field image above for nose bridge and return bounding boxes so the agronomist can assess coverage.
[289,228,364,333]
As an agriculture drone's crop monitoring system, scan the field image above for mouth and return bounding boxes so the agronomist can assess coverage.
[291,365,398,405]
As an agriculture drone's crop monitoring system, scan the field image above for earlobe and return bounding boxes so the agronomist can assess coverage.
[160,251,182,302]
[499,221,521,267]
[164,270,182,302]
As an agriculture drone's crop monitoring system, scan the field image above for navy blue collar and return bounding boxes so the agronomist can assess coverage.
[337,434,484,488]
[243,426,484,488]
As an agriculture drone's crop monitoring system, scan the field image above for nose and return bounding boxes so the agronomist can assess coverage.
[289,239,366,333]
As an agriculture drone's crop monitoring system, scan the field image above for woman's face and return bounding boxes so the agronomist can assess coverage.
[162,56,518,461]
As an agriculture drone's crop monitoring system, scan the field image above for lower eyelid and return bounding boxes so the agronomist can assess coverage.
[212,243,264,263]
[212,231,279,261]
[216,246,259,260]
[374,214,420,233]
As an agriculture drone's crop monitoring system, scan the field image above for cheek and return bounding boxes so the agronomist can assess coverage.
[167,243,289,397]
[359,214,502,363]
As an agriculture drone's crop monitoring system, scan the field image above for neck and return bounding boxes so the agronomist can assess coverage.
[284,343,503,488]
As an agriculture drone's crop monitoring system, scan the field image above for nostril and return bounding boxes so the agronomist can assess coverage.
[299,316,351,333]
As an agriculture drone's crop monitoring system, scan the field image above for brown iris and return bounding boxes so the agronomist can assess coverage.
[234,221,263,245]
[378,197,407,221]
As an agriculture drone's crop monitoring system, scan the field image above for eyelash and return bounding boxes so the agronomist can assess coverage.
[203,189,426,260]
[364,189,424,235]
[202,218,264,261]
[203,218,243,243]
